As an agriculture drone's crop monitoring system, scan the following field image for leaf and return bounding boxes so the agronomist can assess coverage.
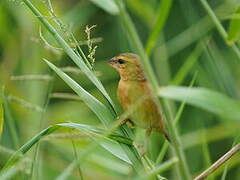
[0,104,3,137]
[115,0,159,91]
[89,0,119,15]
[148,158,178,177]
[181,123,237,149]
[44,59,114,127]
[159,86,240,121]
[116,1,191,178]
[170,41,206,85]
[2,123,132,171]
[158,1,240,57]
[56,123,132,164]
[0,87,3,137]
[58,123,132,146]
[100,140,131,164]
[43,59,142,171]
[125,0,155,27]
[21,0,116,112]
[145,0,173,55]
[227,7,240,44]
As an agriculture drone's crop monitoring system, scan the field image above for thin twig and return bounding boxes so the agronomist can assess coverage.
[194,144,240,180]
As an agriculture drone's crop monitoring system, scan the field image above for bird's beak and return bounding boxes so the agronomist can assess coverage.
[107,57,117,67]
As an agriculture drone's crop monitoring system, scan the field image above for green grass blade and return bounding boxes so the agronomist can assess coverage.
[43,59,143,171]
[44,59,114,126]
[126,0,155,27]
[182,123,238,149]
[227,7,240,44]
[116,2,191,178]
[159,86,240,121]
[58,123,132,146]
[89,0,119,15]
[160,1,240,57]
[156,73,198,165]
[115,0,159,91]
[21,0,116,112]
[0,159,25,180]
[2,123,132,170]
[199,0,240,61]
[0,87,3,137]
[2,126,59,169]
[202,40,237,97]
[199,0,228,39]
[145,0,173,55]
[56,123,133,164]
[0,105,3,137]
[148,157,178,178]
[201,130,214,180]
[170,41,205,85]
[3,97,20,149]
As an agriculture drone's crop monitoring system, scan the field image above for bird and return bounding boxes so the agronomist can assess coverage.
[107,53,170,143]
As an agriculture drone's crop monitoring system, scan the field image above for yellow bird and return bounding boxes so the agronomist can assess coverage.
[108,53,170,142]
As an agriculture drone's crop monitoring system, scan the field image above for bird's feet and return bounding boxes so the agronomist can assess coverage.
[118,118,135,128]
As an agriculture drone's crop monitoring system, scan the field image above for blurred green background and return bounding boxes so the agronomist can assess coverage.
[0,0,239,179]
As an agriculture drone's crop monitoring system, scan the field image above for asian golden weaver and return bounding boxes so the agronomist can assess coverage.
[108,53,170,142]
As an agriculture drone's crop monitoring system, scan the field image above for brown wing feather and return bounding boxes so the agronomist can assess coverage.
[118,79,167,135]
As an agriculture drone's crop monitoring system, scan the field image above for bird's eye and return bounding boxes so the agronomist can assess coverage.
[118,59,125,64]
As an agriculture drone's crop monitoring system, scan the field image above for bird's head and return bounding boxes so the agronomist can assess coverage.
[108,53,146,81]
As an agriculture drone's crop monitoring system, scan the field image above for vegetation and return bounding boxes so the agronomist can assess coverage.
[0,0,239,179]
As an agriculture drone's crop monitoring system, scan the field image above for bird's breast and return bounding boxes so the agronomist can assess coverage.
[117,80,164,130]
[117,80,146,109]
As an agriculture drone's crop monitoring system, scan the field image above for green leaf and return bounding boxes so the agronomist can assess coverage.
[0,104,3,137]
[89,0,119,15]
[115,0,159,91]
[21,0,116,113]
[145,0,173,55]
[199,0,240,60]
[2,123,132,172]
[59,123,132,146]
[0,87,3,137]
[116,1,191,178]
[159,86,240,121]
[181,123,237,149]
[56,123,132,164]
[42,60,134,163]
[227,7,240,44]
[44,59,114,127]
[148,158,178,177]
[126,0,155,27]
[159,1,240,57]
[43,59,143,172]
[170,41,205,85]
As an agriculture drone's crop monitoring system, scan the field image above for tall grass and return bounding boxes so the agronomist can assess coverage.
[0,0,239,179]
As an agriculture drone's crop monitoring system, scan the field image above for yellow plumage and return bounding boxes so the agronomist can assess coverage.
[108,53,169,141]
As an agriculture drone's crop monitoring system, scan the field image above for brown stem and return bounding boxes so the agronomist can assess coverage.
[194,144,240,180]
